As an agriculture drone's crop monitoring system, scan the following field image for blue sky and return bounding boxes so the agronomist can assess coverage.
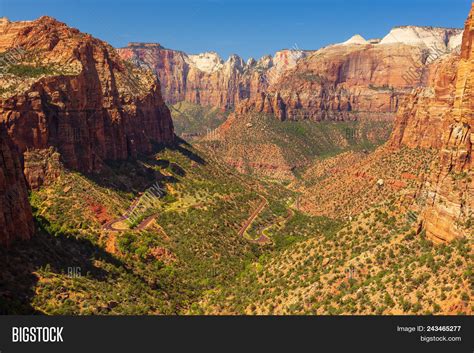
[1,0,472,60]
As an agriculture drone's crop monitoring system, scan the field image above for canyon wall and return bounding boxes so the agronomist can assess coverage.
[119,27,462,123]
[422,4,474,242]
[117,43,305,110]
[0,17,174,183]
[0,124,34,246]
[235,33,462,122]
[388,6,473,243]
[389,54,459,149]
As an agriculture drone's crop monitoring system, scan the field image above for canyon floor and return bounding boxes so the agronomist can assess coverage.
[0,131,471,315]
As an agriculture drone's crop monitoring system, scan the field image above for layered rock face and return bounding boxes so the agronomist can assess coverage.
[0,17,174,184]
[0,124,34,246]
[119,27,462,122]
[117,43,306,109]
[389,54,459,149]
[421,5,474,242]
[235,34,462,122]
[389,6,473,242]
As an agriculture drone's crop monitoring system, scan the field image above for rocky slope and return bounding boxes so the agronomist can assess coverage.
[293,146,436,219]
[201,111,393,180]
[0,124,34,246]
[0,17,174,186]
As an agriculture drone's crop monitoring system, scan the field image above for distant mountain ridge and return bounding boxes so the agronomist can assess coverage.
[117,25,463,113]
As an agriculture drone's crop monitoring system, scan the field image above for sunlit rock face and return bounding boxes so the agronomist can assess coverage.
[0,17,174,184]
[118,43,307,109]
[421,5,474,243]
[119,26,462,123]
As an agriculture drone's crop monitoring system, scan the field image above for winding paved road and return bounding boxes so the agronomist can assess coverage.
[104,147,292,247]
[237,196,272,244]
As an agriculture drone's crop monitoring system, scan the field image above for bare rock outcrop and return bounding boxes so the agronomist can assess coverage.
[389,5,474,242]
[389,54,459,149]
[0,17,174,185]
[421,4,474,242]
[117,43,306,109]
[118,26,462,122]
[235,40,458,122]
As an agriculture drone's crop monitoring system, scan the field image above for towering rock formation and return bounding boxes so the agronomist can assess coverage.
[0,17,174,184]
[0,124,34,246]
[235,29,462,122]
[119,27,462,123]
[389,54,459,149]
[388,5,473,243]
[421,5,474,242]
[117,43,306,109]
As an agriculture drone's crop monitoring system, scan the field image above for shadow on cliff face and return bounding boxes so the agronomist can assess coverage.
[0,216,124,314]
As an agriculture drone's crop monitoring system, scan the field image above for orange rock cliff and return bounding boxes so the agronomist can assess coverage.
[389,4,473,242]
[0,16,174,185]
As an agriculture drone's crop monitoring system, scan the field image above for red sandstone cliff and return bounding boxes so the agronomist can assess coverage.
[0,17,174,185]
[389,54,460,149]
[117,43,306,109]
[235,41,457,122]
[119,27,462,122]
[0,124,34,246]
[388,5,473,242]
[421,4,474,242]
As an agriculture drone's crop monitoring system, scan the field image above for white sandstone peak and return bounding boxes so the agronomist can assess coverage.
[255,55,273,70]
[186,52,223,73]
[343,34,368,45]
[448,31,463,51]
[224,54,245,72]
[380,26,463,53]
